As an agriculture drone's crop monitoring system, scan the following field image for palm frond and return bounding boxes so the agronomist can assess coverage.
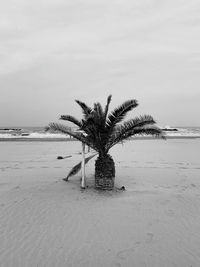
[130,126,165,139]
[80,103,107,149]
[75,100,92,118]
[48,122,92,147]
[60,115,82,128]
[64,153,97,180]
[107,125,164,150]
[48,122,71,134]
[94,102,104,120]
[117,115,156,134]
[106,115,156,150]
[104,95,112,123]
[128,115,156,127]
[106,99,138,130]
[44,126,50,132]
[90,103,107,132]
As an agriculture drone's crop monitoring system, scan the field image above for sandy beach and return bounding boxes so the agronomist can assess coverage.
[1,139,200,267]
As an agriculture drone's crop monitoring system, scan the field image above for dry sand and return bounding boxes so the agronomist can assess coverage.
[0,139,200,267]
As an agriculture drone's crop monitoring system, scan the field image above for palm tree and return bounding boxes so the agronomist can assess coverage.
[48,95,164,190]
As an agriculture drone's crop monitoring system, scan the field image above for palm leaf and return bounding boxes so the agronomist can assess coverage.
[48,122,93,148]
[106,115,156,150]
[104,95,112,122]
[115,115,156,136]
[91,102,106,131]
[60,115,82,128]
[94,102,104,119]
[106,99,138,130]
[64,153,97,181]
[128,126,165,140]
[75,100,92,118]
[107,126,165,150]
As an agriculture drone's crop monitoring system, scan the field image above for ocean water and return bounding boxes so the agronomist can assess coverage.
[0,126,68,139]
[0,126,200,140]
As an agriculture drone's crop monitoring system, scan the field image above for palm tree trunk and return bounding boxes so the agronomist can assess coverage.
[95,154,115,190]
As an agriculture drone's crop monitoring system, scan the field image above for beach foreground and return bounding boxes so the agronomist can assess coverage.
[0,139,200,267]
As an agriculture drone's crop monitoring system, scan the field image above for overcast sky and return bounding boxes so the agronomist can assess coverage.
[0,0,200,127]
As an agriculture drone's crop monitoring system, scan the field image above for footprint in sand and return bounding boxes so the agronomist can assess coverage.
[146,233,154,244]
[116,241,141,259]
[115,239,146,265]
[166,209,175,217]
[13,186,21,190]
[116,247,135,260]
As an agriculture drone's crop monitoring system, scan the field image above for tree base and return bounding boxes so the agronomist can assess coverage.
[95,154,115,190]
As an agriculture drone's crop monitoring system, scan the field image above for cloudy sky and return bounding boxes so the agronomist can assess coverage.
[0,0,200,126]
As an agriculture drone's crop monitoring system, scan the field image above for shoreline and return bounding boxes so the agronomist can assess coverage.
[0,136,200,142]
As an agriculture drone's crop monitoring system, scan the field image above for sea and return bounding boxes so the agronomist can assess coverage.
[0,126,200,140]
